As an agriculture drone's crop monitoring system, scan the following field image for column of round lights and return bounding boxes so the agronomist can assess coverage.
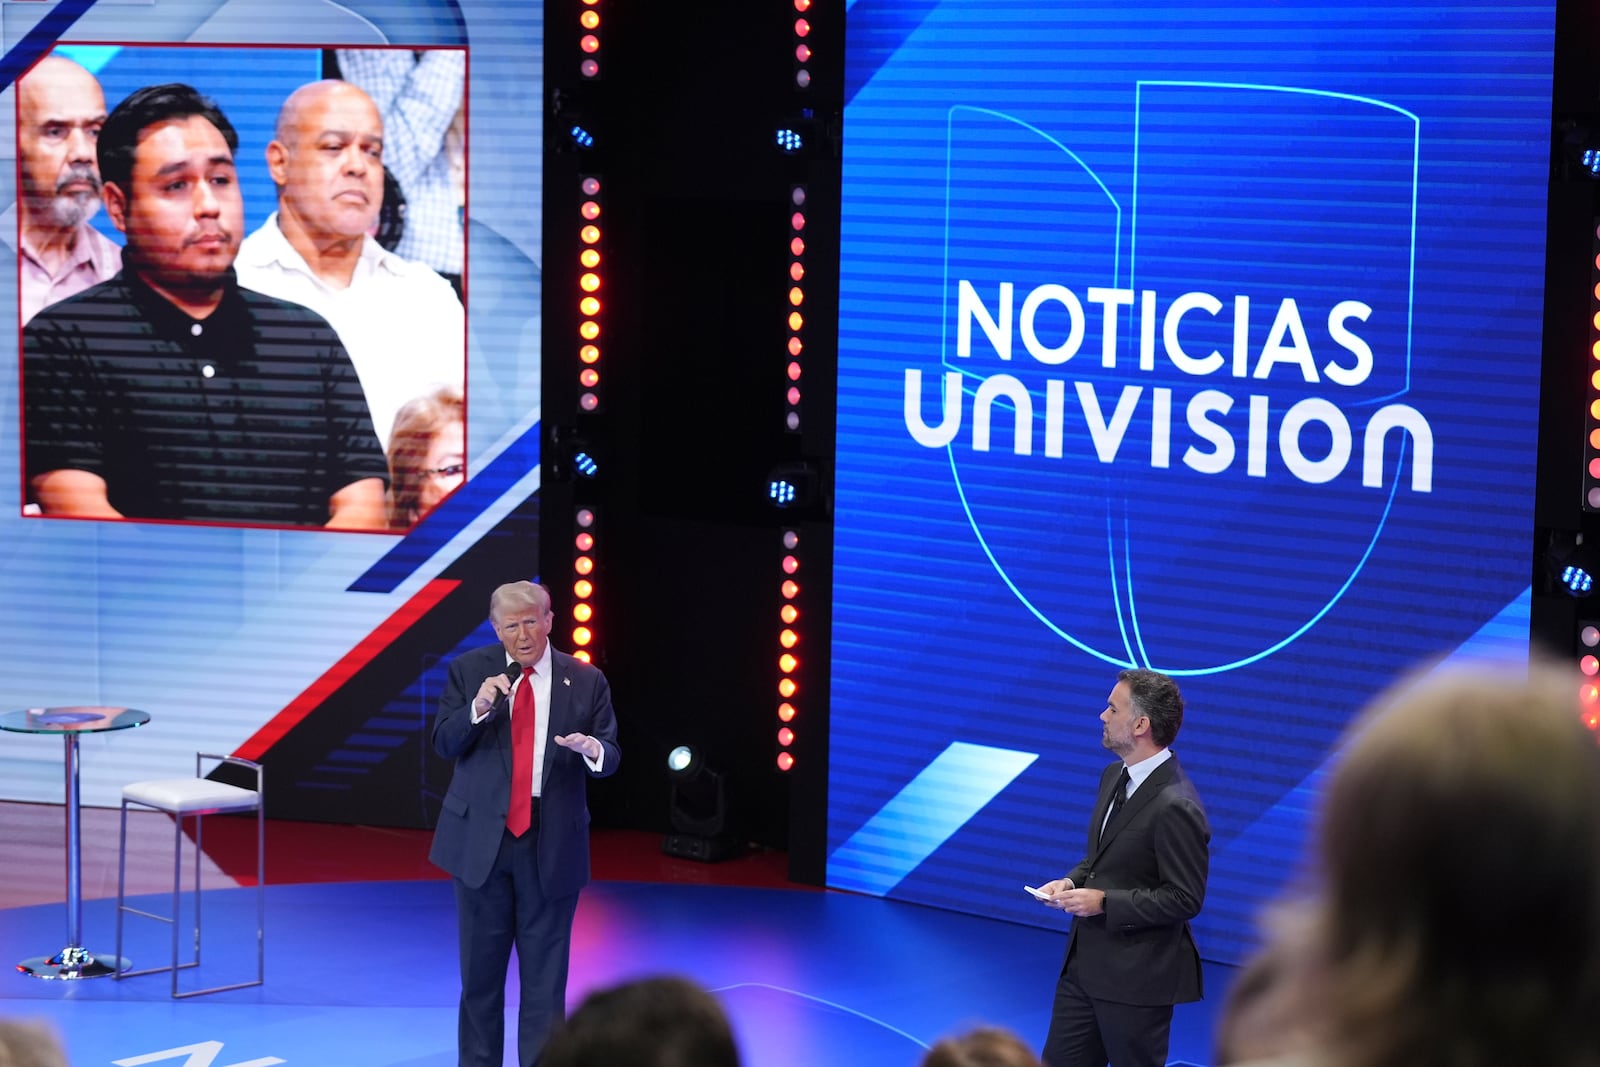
[1577,234,1600,736]
[1586,220,1600,511]
[571,508,598,664]
[785,186,807,433]
[579,0,601,79]
[779,9,813,771]
[1581,620,1600,734]
[777,530,801,770]
[793,0,812,89]
[579,176,603,413]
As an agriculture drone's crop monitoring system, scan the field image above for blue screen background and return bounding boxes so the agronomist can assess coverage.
[830,0,1552,964]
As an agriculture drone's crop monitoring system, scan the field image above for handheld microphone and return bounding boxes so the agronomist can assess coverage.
[486,665,521,716]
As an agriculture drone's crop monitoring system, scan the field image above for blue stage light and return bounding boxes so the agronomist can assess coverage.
[775,128,803,153]
[766,461,819,509]
[573,451,598,478]
[1565,565,1594,596]
[1548,533,1600,599]
[569,124,595,149]
[1559,122,1600,179]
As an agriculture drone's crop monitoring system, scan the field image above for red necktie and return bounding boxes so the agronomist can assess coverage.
[507,666,536,837]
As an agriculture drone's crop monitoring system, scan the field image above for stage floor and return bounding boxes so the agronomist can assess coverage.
[0,807,1227,1065]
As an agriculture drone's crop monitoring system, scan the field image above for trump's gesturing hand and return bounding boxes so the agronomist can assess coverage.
[555,732,602,760]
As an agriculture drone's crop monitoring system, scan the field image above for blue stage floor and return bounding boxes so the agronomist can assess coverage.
[1,880,1227,1065]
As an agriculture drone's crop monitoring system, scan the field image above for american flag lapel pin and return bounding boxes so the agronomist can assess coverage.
[563,676,572,686]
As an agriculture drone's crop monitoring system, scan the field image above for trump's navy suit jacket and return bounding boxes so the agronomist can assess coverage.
[428,643,620,896]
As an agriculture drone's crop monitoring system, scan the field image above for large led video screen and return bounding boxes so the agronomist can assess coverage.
[0,0,543,823]
[829,0,1552,964]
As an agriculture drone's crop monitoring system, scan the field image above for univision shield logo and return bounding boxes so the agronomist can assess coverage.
[905,88,1431,674]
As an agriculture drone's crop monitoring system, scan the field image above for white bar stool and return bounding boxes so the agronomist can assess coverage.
[114,753,264,997]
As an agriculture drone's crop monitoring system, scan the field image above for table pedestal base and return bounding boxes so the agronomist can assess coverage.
[16,944,128,980]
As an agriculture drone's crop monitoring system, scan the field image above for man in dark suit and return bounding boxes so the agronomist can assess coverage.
[430,580,621,1067]
[1034,668,1209,1067]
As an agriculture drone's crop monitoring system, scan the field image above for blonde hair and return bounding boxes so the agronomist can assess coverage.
[489,580,550,624]
[385,385,463,527]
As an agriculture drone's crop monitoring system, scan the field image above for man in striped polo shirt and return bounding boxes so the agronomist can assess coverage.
[22,82,387,530]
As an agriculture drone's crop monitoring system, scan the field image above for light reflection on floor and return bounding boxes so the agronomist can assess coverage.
[0,881,1224,1065]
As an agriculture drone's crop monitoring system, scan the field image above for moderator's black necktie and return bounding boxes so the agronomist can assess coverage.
[1103,766,1131,838]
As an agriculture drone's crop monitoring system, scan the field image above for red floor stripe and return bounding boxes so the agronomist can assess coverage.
[234,578,460,762]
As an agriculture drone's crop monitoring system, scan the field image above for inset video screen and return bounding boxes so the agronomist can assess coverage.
[0,0,544,817]
[18,44,466,531]
[829,0,1552,964]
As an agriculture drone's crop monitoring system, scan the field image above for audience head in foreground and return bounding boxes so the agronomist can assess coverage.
[540,975,741,1067]
[0,1019,68,1067]
[922,1025,1043,1067]
[1217,661,1600,1067]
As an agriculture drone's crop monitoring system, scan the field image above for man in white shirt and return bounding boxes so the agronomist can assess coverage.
[16,55,122,324]
[236,79,464,449]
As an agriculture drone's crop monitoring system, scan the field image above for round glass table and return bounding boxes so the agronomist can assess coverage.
[0,706,151,979]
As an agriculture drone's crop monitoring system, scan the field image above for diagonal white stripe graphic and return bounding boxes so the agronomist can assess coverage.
[829,742,1038,896]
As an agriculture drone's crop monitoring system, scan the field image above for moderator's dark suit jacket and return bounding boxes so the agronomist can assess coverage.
[1063,755,1209,1006]
[428,643,621,897]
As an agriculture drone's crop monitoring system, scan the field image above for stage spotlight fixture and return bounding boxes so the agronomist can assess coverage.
[1556,119,1600,181]
[1566,564,1596,596]
[775,109,819,157]
[568,124,595,149]
[1571,571,1595,596]
[766,461,819,509]
[662,745,739,862]
[552,427,601,483]
[1547,532,1600,598]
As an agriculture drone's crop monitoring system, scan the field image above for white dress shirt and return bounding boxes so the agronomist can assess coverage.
[1123,746,1172,796]
[471,643,603,790]
[236,213,464,448]
[1101,747,1173,836]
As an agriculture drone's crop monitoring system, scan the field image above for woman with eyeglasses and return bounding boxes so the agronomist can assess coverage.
[386,385,464,528]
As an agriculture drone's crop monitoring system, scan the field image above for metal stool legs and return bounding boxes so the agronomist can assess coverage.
[115,753,264,997]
